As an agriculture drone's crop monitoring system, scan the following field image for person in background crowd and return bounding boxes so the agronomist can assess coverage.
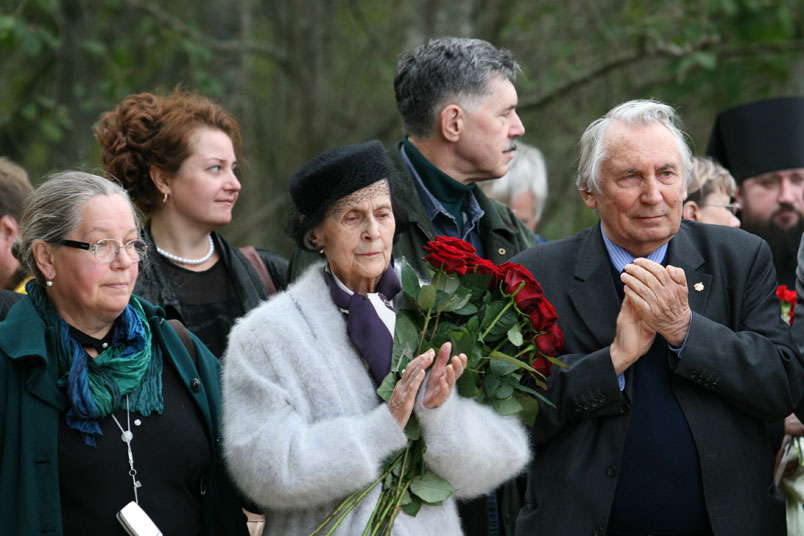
[0,171,247,536]
[0,156,34,292]
[706,96,804,286]
[513,99,804,535]
[0,289,22,320]
[95,90,288,359]
[222,140,530,536]
[479,142,549,241]
[681,156,740,228]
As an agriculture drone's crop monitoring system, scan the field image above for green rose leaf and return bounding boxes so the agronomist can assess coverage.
[484,373,501,397]
[514,381,556,408]
[457,368,479,397]
[487,350,539,374]
[490,355,520,376]
[448,328,473,359]
[392,312,420,372]
[507,324,523,346]
[481,301,519,340]
[418,283,437,311]
[491,395,524,415]
[401,260,420,299]
[376,372,396,402]
[438,287,473,313]
[436,275,460,295]
[495,383,514,399]
[402,498,422,516]
[461,272,494,297]
[404,416,421,440]
[452,301,479,316]
[410,471,456,504]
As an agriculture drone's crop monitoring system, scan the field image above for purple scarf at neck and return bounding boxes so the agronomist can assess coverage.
[324,264,401,386]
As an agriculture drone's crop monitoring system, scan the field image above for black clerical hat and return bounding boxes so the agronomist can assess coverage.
[706,96,804,183]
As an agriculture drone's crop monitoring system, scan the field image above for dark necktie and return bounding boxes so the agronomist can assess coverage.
[324,265,401,385]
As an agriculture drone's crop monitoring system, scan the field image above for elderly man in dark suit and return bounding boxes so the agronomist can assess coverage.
[513,99,804,535]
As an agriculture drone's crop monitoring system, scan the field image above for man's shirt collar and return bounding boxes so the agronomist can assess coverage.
[600,226,668,272]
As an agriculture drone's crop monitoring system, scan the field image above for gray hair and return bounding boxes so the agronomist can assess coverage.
[479,143,548,224]
[685,156,737,204]
[577,99,693,194]
[12,171,138,285]
[394,37,521,138]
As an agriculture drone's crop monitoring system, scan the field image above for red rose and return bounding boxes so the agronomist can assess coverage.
[499,262,536,291]
[777,284,797,304]
[514,282,546,314]
[500,262,544,313]
[530,299,558,331]
[535,323,564,357]
[531,355,552,378]
[472,257,503,284]
[423,236,479,275]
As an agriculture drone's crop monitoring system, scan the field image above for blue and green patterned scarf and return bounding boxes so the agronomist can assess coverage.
[28,281,162,447]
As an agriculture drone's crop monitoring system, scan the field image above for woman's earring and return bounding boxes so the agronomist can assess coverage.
[162,191,169,205]
[46,280,53,287]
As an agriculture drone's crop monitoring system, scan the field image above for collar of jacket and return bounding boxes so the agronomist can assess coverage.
[389,141,523,238]
[568,222,710,350]
[0,297,69,410]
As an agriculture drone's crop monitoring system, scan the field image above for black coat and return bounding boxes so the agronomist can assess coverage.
[513,221,804,536]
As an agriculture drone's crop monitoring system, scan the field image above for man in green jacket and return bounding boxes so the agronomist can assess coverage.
[288,37,536,281]
[288,36,534,536]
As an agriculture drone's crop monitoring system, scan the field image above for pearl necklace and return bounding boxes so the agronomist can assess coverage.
[156,235,215,265]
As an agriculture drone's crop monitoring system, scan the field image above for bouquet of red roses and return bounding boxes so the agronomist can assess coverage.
[311,236,563,535]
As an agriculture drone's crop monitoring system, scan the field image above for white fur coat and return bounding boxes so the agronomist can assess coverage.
[222,265,530,536]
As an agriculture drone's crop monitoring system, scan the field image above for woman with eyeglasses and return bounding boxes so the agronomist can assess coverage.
[0,171,248,536]
[682,156,741,228]
[94,90,288,359]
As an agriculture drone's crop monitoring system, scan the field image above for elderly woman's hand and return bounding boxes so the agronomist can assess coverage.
[422,342,467,409]
[387,349,434,429]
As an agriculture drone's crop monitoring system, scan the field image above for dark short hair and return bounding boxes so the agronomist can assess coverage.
[394,37,520,138]
[286,140,407,251]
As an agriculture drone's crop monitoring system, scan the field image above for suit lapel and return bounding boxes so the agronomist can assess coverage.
[667,227,711,315]
[568,225,621,348]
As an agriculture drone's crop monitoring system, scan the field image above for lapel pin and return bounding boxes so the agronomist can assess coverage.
[694,282,704,292]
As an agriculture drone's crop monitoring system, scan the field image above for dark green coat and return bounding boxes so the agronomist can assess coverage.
[0,296,248,536]
[288,141,538,281]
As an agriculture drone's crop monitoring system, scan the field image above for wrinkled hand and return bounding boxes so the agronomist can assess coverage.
[387,349,433,429]
[422,342,467,409]
[610,294,656,375]
[621,258,690,347]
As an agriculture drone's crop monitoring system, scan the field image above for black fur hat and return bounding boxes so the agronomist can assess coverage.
[285,140,404,251]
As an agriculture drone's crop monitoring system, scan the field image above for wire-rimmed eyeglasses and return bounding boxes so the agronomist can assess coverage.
[59,239,148,263]
[700,203,740,215]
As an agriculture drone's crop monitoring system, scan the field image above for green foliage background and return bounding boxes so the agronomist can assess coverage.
[1,0,802,254]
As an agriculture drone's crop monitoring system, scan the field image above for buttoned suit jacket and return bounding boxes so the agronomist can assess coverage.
[513,220,804,536]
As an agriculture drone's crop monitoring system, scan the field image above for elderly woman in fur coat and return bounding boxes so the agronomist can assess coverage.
[222,140,531,535]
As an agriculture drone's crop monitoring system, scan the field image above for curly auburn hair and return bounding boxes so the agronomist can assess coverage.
[94,90,243,215]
